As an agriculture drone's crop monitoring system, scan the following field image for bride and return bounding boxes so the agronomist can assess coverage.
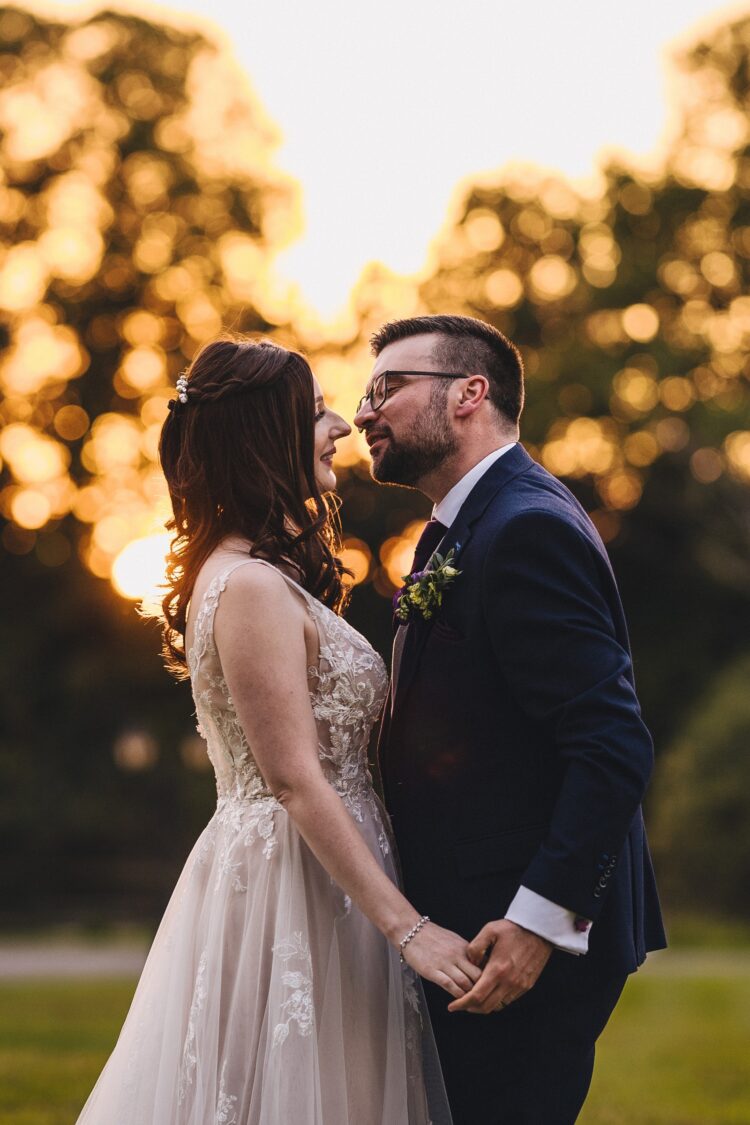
[75,335,478,1124]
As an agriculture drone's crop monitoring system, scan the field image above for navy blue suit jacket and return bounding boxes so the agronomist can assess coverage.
[379,444,666,977]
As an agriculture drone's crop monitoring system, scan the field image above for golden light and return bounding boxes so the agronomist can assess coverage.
[724,431,750,482]
[140,393,172,426]
[122,152,172,207]
[340,538,372,586]
[379,522,423,588]
[624,431,660,467]
[579,224,620,287]
[122,310,163,347]
[0,243,47,311]
[660,259,700,296]
[63,20,121,64]
[0,186,26,224]
[38,227,104,283]
[11,488,52,529]
[176,293,223,341]
[655,417,690,452]
[134,229,174,273]
[585,310,628,348]
[464,209,505,253]
[690,448,724,483]
[621,304,659,342]
[484,268,523,308]
[54,405,90,441]
[141,423,163,462]
[0,61,97,163]
[619,183,652,215]
[659,377,695,412]
[72,483,106,523]
[700,250,735,288]
[111,532,170,603]
[612,368,659,415]
[514,208,549,242]
[219,232,264,301]
[528,255,577,301]
[541,417,618,479]
[83,414,143,472]
[1,318,87,395]
[120,346,167,392]
[0,423,70,483]
[93,514,132,554]
[596,470,643,511]
[180,733,211,772]
[541,439,577,478]
[113,728,159,771]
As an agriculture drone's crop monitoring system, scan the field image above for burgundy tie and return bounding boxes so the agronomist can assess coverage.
[408,519,448,577]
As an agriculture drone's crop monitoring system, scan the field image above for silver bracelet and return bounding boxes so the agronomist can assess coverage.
[399,915,430,962]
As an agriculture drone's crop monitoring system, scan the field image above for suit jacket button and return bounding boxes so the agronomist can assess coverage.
[593,888,602,898]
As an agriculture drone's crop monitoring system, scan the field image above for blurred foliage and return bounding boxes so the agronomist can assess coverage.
[649,650,750,919]
[1,6,750,923]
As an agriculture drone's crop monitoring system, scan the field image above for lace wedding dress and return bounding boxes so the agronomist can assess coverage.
[76,557,451,1125]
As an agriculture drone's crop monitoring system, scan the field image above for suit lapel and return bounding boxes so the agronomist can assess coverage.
[393,444,534,707]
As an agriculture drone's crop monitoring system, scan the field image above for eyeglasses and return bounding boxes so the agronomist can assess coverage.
[356,370,469,416]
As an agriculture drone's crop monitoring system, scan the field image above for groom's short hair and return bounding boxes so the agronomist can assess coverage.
[370,314,524,425]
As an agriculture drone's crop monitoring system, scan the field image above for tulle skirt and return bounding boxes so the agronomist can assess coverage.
[75,792,452,1124]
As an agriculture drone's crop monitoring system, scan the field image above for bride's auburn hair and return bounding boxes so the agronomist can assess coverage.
[158,335,349,679]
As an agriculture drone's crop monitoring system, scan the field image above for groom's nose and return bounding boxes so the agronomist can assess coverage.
[353,399,375,432]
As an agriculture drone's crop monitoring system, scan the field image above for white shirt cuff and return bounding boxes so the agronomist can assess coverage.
[505,886,591,955]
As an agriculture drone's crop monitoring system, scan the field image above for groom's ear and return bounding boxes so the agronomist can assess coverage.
[454,374,489,418]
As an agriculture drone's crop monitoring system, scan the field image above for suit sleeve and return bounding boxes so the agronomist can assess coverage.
[483,509,653,921]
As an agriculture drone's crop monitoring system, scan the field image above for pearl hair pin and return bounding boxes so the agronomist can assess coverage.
[175,373,189,404]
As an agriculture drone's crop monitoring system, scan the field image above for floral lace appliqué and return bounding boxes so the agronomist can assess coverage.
[271,932,314,1047]
[178,949,208,1105]
[216,1059,238,1125]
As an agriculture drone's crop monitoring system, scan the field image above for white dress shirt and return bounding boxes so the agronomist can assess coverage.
[433,444,590,955]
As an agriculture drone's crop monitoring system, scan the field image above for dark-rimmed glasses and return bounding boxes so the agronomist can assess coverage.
[356,371,469,416]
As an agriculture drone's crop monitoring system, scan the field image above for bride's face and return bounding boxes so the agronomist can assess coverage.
[313,376,351,491]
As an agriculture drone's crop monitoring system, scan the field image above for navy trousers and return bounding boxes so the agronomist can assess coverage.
[424,955,628,1125]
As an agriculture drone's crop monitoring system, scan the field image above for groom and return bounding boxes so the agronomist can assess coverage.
[354,315,666,1125]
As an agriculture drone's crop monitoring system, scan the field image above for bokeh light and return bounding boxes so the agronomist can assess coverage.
[112,532,171,603]
[0,3,748,610]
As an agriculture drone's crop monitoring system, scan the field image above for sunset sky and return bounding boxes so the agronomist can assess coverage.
[44,0,743,316]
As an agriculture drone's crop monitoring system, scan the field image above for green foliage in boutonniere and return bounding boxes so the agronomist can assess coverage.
[394,549,462,623]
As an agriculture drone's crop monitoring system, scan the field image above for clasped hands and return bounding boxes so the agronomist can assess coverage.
[403,918,552,1015]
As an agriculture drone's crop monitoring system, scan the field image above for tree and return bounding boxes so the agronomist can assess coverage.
[648,649,750,918]
[0,6,298,925]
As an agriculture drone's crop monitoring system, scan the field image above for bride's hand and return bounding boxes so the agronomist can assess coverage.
[401,922,482,998]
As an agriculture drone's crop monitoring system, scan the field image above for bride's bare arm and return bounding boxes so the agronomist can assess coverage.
[213,564,479,999]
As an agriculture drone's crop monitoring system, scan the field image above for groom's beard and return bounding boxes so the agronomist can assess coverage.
[370,398,457,488]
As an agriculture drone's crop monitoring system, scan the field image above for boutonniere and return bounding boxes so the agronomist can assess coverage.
[393,549,462,624]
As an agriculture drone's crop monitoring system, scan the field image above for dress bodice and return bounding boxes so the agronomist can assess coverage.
[186,558,389,826]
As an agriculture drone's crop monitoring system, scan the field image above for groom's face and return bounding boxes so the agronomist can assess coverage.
[354,334,458,487]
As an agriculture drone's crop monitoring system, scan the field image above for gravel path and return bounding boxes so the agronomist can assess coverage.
[0,941,747,980]
[0,942,148,978]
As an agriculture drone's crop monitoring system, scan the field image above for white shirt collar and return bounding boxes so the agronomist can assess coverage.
[433,443,517,527]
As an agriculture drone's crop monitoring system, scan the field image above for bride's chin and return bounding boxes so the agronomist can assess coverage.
[316,469,337,492]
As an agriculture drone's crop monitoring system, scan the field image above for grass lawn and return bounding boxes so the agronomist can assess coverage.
[580,952,750,1125]
[0,951,748,1124]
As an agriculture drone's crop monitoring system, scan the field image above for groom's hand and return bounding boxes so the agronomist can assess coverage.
[446,919,552,1014]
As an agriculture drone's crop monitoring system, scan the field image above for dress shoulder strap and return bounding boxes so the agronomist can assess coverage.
[186,557,320,677]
